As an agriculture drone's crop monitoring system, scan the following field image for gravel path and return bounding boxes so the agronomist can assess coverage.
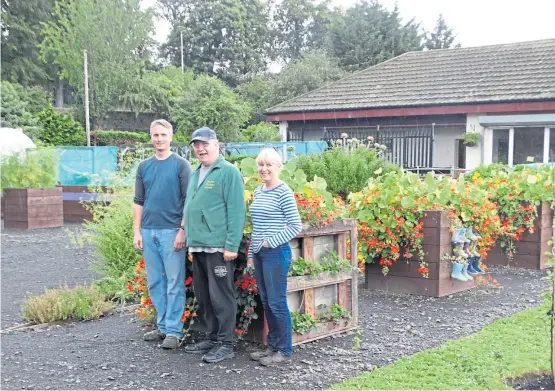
[1,222,100,328]
[0,225,550,390]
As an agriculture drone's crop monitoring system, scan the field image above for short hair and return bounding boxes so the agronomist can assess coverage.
[150,119,173,133]
[256,148,283,168]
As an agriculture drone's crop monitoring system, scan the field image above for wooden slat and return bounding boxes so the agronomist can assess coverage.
[26,188,62,197]
[297,219,357,238]
[336,233,347,259]
[28,218,63,229]
[350,224,359,325]
[3,196,61,206]
[287,272,352,292]
[302,237,314,261]
[303,288,315,317]
[338,281,348,309]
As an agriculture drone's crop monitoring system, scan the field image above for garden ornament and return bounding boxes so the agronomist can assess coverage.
[450,228,472,282]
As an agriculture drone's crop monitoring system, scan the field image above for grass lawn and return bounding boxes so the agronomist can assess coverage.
[332,305,551,390]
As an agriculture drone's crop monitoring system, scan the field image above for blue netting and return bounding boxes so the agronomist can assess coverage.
[56,146,118,186]
[222,141,328,160]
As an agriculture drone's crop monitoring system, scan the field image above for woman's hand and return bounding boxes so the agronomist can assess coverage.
[247,258,254,268]
[262,241,270,248]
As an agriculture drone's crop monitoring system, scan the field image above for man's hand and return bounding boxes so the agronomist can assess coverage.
[223,250,238,261]
[133,232,143,250]
[174,229,186,251]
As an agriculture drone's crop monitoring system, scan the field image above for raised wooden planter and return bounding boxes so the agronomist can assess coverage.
[245,219,359,346]
[62,186,112,222]
[2,188,63,229]
[487,201,553,269]
[364,211,475,297]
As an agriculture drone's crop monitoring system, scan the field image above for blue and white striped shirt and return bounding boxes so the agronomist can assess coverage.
[248,183,302,258]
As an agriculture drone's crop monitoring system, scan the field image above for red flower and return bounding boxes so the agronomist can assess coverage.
[185,276,193,286]
[126,284,135,292]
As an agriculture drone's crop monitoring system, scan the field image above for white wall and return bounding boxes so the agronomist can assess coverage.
[465,114,486,169]
[433,127,466,167]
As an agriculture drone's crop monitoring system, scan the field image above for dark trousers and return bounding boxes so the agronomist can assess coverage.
[192,251,236,344]
[253,243,293,356]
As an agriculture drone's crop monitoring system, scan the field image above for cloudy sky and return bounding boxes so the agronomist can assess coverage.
[143,0,555,48]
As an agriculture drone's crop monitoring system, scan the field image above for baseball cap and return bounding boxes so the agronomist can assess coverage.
[190,127,217,144]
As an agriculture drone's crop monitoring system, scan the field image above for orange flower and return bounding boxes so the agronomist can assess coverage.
[126,284,135,292]
[181,310,191,322]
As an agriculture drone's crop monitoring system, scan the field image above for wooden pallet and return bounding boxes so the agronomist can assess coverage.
[364,211,476,297]
[3,188,63,229]
[259,219,359,345]
[487,201,553,270]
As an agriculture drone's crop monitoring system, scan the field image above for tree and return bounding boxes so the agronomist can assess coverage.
[0,81,42,140]
[267,49,346,108]
[424,14,460,50]
[1,0,54,87]
[159,0,270,86]
[40,0,155,120]
[36,105,86,146]
[270,0,334,63]
[171,74,251,142]
[236,75,274,125]
[325,0,423,71]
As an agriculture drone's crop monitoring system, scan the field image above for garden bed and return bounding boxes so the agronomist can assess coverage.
[364,211,476,297]
[62,186,112,222]
[3,188,63,229]
[487,201,553,270]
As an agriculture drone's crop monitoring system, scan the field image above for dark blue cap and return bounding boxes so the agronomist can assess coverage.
[190,127,217,144]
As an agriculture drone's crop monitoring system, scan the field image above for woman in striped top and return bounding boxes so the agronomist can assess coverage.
[247,148,302,366]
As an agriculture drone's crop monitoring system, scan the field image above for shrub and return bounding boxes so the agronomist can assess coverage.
[92,276,136,304]
[295,147,400,198]
[92,130,150,146]
[78,185,142,278]
[36,105,86,146]
[0,81,42,139]
[0,148,58,190]
[240,122,281,142]
[225,154,255,164]
[22,285,114,324]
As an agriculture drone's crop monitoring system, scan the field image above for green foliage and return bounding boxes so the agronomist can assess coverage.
[225,154,256,164]
[0,81,42,139]
[78,186,142,278]
[22,285,115,324]
[0,148,58,190]
[332,305,550,390]
[36,105,86,146]
[467,163,511,179]
[325,2,423,71]
[288,251,351,277]
[329,304,348,322]
[424,14,460,50]
[267,50,346,108]
[235,76,273,125]
[12,84,52,115]
[240,122,281,142]
[1,0,55,87]
[92,130,150,146]
[295,147,400,198]
[172,74,251,142]
[92,276,136,304]
[463,132,481,146]
[291,312,317,335]
[159,0,270,86]
[40,0,154,119]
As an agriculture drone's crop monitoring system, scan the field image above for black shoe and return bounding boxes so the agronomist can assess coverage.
[184,339,217,354]
[202,342,234,363]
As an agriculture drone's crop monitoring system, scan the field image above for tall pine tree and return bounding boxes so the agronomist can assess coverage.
[424,14,460,50]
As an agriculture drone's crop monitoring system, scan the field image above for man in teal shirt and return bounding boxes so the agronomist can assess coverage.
[183,127,246,363]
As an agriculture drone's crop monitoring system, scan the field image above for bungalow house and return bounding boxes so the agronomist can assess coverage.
[265,39,555,170]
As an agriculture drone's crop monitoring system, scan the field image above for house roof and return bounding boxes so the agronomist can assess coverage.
[265,39,555,115]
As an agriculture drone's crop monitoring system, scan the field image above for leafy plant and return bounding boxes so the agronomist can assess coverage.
[291,312,317,335]
[92,130,150,146]
[92,276,135,304]
[22,285,114,324]
[240,122,281,142]
[462,132,481,147]
[288,257,324,277]
[329,304,349,323]
[0,148,58,190]
[36,105,86,146]
[0,81,42,139]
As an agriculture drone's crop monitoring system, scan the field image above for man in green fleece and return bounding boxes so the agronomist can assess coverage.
[183,127,246,363]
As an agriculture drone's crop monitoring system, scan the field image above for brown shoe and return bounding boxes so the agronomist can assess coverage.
[259,351,291,366]
[250,347,275,361]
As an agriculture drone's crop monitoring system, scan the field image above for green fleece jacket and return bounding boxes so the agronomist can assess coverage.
[184,156,246,252]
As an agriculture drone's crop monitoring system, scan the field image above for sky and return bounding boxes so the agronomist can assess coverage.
[142,0,555,49]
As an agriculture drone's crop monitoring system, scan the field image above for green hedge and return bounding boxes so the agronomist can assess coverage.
[92,130,150,146]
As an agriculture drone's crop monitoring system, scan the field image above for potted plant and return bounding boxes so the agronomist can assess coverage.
[462,132,481,147]
[1,148,63,229]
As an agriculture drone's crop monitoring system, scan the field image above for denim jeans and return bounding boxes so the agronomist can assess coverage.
[253,243,292,356]
[142,228,186,337]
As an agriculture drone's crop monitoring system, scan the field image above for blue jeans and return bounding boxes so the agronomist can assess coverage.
[142,228,186,337]
[253,243,293,356]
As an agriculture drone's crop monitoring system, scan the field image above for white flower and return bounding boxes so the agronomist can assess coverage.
[367,136,374,142]
[341,132,348,139]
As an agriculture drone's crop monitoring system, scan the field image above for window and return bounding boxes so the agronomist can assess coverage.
[513,127,544,165]
[492,129,509,164]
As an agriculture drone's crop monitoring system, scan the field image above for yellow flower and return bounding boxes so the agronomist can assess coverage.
[244,190,253,202]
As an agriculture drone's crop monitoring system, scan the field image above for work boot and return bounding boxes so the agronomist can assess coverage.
[161,335,180,350]
[184,339,217,354]
[202,342,234,363]
[259,351,291,366]
[250,347,275,361]
[143,328,165,341]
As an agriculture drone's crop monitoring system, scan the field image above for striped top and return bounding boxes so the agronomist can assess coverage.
[248,183,302,258]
